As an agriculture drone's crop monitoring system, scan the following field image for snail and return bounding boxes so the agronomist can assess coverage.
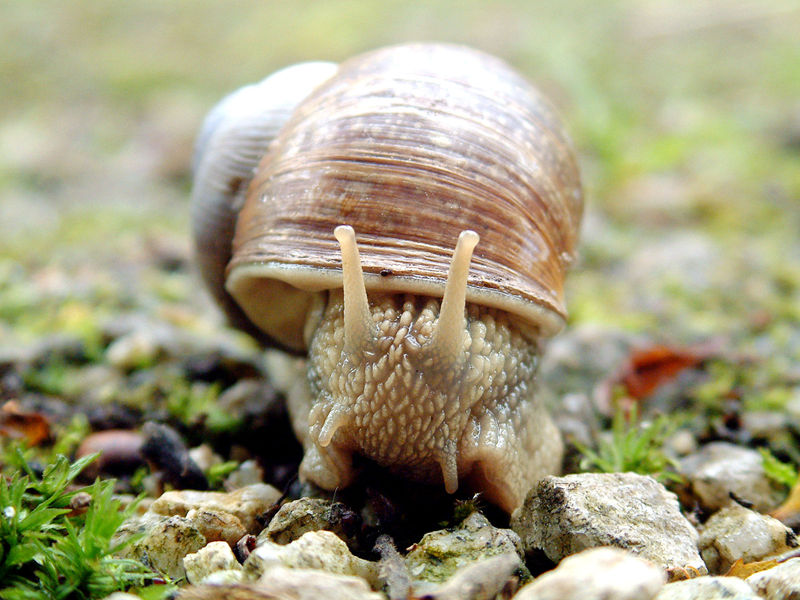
[191,43,583,513]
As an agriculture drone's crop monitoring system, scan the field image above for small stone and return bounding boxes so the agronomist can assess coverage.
[74,429,144,479]
[698,504,799,574]
[405,512,525,586]
[746,558,800,599]
[653,576,759,600]
[141,422,209,491]
[511,473,705,579]
[106,330,161,369]
[184,541,242,584]
[114,514,206,580]
[224,459,264,490]
[417,552,522,600]
[664,429,698,457]
[150,483,281,533]
[256,566,383,600]
[176,568,382,600]
[513,547,666,600]
[244,530,379,587]
[680,442,785,513]
[185,508,247,546]
[188,444,223,473]
[263,497,359,546]
[741,411,790,442]
[102,594,143,600]
[192,568,244,585]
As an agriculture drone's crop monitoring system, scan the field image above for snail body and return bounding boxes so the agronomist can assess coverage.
[192,43,583,513]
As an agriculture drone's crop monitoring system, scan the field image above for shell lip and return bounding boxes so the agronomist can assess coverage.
[226,261,566,341]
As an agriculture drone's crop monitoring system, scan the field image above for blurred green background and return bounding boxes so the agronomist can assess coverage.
[1,1,799,359]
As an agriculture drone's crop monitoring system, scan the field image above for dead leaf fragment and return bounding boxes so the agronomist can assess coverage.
[725,557,781,578]
[770,479,800,528]
[0,400,51,445]
[622,345,707,400]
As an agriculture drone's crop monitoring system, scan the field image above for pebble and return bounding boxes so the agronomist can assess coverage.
[114,514,206,580]
[184,541,242,584]
[244,530,379,587]
[653,576,759,600]
[513,547,666,600]
[746,558,800,599]
[224,459,264,490]
[176,568,383,600]
[405,512,525,586]
[141,421,209,490]
[679,442,785,513]
[254,566,383,600]
[262,497,360,547]
[74,429,144,479]
[511,473,706,579]
[417,552,522,600]
[149,483,281,533]
[698,504,799,573]
[184,508,247,547]
[105,329,162,369]
[188,444,223,473]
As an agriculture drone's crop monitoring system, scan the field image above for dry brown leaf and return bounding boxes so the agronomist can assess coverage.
[0,400,51,446]
[725,557,781,578]
[770,479,800,527]
[595,343,720,415]
[621,345,707,400]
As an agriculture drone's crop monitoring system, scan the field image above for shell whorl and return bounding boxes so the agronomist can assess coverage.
[226,43,583,352]
[190,61,337,347]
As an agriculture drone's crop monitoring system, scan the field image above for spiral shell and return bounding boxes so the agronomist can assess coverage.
[224,43,582,352]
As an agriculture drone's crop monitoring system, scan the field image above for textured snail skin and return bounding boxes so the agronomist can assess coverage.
[301,292,563,512]
[193,43,582,513]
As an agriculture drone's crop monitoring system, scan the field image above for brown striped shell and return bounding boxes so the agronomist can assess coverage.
[224,43,583,353]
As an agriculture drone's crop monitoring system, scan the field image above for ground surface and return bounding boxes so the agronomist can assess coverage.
[1,1,799,598]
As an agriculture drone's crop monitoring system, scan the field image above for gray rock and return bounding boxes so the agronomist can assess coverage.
[680,442,785,513]
[256,566,383,600]
[746,558,800,600]
[654,576,758,600]
[740,411,791,442]
[263,497,358,546]
[184,541,242,584]
[511,473,705,579]
[224,459,264,490]
[415,552,522,600]
[514,547,666,600]
[176,568,383,600]
[188,444,223,473]
[149,483,281,533]
[244,530,379,587]
[406,512,525,586]
[699,504,799,574]
[105,329,162,369]
[114,513,206,580]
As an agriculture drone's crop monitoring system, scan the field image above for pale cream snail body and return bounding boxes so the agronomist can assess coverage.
[191,43,583,513]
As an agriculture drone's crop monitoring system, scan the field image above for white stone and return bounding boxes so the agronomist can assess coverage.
[698,504,799,573]
[511,473,705,577]
[255,566,383,600]
[149,483,281,533]
[184,541,242,584]
[680,442,784,513]
[513,547,666,600]
[654,576,759,599]
[244,530,378,587]
[746,558,800,599]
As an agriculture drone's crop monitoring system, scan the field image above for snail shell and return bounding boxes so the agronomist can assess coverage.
[192,43,583,512]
